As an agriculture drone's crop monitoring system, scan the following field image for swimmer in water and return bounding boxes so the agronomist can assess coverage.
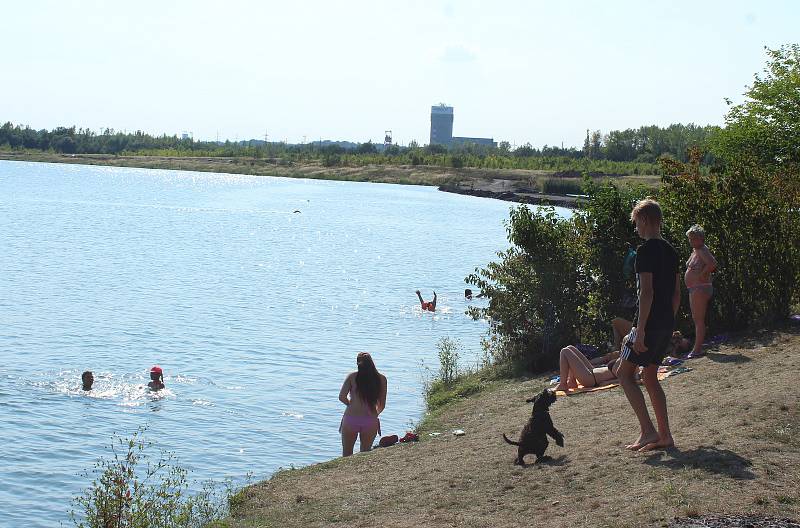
[148,366,165,391]
[81,371,94,391]
[415,289,437,312]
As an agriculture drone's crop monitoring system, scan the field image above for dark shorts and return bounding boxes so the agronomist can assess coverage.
[620,326,672,367]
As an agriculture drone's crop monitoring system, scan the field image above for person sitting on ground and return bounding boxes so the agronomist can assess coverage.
[667,330,692,359]
[339,352,387,457]
[684,224,718,358]
[416,290,437,312]
[81,371,94,391]
[602,319,688,364]
[554,345,626,392]
[148,365,165,391]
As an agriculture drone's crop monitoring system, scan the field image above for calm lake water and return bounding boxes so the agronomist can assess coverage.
[0,160,567,527]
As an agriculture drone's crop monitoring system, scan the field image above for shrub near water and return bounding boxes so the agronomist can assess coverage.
[659,150,800,330]
[539,177,584,195]
[71,429,234,528]
[466,206,587,371]
[467,45,800,373]
[578,178,649,341]
[469,159,798,372]
[424,337,497,412]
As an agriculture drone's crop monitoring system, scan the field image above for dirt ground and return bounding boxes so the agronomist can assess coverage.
[224,326,800,528]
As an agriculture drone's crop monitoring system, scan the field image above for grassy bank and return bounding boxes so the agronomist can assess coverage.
[220,326,800,527]
[0,151,661,199]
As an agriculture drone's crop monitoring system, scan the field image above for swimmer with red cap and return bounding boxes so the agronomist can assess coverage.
[147,365,165,391]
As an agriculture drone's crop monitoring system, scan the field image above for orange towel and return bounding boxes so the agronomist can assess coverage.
[555,371,673,397]
[555,382,619,396]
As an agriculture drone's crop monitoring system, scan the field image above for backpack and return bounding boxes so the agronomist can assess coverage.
[622,247,637,280]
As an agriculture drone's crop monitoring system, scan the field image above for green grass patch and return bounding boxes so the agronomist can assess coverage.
[540,177,584,195]
[425,373,488,412]
[421,360,523,419]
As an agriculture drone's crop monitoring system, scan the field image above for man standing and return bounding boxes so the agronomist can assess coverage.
[618,199,680,451]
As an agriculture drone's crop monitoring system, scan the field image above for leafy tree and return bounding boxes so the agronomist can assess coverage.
[467,206,588,371]
[713,44,800,168]
[579,178,648,340]
[514,143,537,157]
[54,136,77,153]
[356,140,377,154]
[658,148,800,330]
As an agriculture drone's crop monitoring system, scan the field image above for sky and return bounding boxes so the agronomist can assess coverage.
[1,0,798,148]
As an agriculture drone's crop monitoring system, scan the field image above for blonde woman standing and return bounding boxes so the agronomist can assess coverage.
[684,225,718,358]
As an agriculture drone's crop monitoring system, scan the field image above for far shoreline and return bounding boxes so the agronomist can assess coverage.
[0,151,619,209]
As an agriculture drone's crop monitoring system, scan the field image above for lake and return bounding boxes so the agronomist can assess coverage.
[0,160,567,527]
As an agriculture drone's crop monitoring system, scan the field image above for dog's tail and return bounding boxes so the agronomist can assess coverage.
[502,433,520,446]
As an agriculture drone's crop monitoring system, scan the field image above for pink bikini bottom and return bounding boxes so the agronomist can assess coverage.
[340,414,381,435]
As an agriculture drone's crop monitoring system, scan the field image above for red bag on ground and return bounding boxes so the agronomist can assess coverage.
[399,432,419,443]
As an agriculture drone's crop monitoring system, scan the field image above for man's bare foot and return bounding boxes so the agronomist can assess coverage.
[638,436,675,452]
[625,433,659,450]
[553,384,568,392]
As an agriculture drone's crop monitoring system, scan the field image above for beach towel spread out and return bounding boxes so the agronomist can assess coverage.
[554,368,691,396]
[555,382,619,396]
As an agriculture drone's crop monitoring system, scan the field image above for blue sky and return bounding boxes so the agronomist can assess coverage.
[2,0,798,147]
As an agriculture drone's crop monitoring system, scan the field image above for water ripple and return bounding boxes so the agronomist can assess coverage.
[0,161,562,527]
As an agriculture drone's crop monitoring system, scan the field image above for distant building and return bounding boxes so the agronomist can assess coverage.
[429,104,495,148]
[430,104,454,146]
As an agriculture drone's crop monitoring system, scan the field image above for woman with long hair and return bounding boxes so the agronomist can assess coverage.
[338,352,387,456]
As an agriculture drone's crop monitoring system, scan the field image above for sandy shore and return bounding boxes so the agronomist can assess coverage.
[224,325,800,527]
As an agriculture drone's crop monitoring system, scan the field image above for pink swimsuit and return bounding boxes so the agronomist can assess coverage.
[340,414,381,435]
[340,378,382,435]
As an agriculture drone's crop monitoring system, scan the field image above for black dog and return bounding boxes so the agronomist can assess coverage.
[502,388,564,465]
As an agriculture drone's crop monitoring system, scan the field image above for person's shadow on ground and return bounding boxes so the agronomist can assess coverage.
[642,445,755,480]
[706,351,752,364]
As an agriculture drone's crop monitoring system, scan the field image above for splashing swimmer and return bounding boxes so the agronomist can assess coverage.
[147,366,165,391]
[415,290,437,312]
[81,371,94,391]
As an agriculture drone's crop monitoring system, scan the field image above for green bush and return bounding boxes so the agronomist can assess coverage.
[466,206,587,371]
[540,177,584,195]
[322,153,340,167]
[658,150,800,330]
[436,336,461,385]
[578,178,649,341]
[467,45,800,375]
[71,429,235,528]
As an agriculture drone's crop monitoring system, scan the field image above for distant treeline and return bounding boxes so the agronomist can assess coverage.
[0,121,719,176]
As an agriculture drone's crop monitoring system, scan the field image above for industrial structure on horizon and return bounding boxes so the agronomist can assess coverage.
[429,104,495,148]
